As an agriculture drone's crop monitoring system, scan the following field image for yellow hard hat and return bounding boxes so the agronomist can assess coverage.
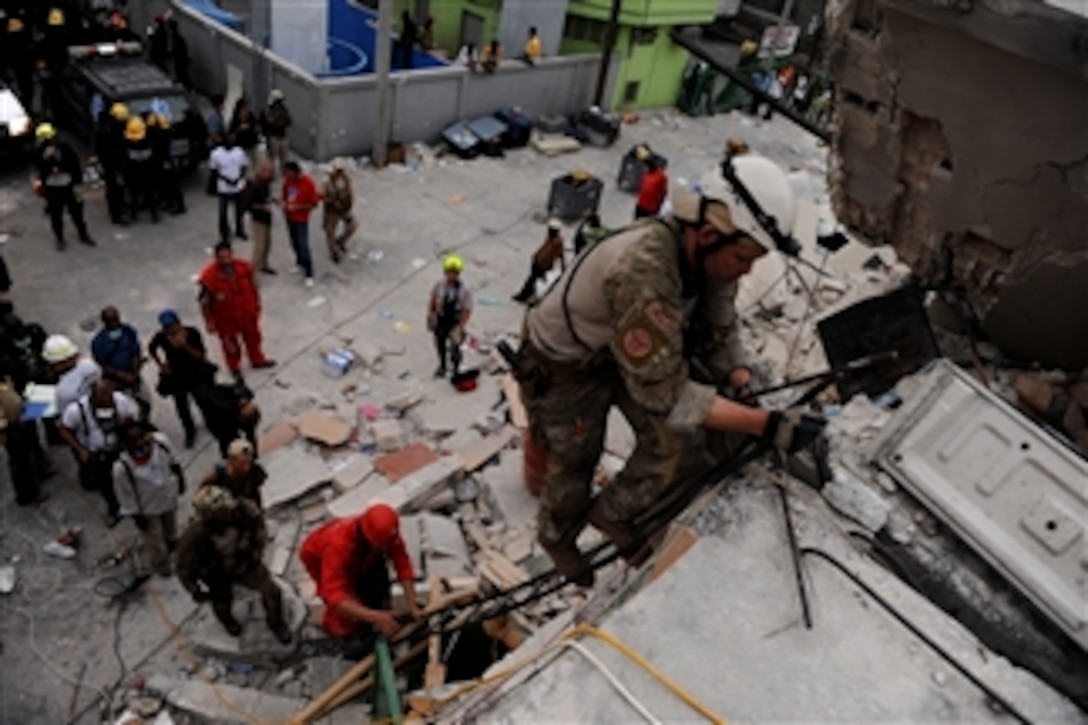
[145,113,169,130]
[109,102,130,122]
[47,8,64,26]
[443,254,464,273]
[35,123,57,141]
[740,39,758,56]
[124,117,146,142]
[7,17,25,32]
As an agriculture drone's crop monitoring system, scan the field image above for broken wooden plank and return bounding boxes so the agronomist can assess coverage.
[456,424,519,473]
[501,374,528,429]
[648,524,699,583]
[424,577,447,688]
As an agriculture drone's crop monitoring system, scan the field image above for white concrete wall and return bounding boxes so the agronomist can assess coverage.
[270,0,329,73]
[498,0,568,59]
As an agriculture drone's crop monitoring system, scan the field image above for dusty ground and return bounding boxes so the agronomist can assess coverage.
[0,109,825,723]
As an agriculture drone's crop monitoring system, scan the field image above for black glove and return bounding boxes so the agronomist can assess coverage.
[133,514,149,531]
[763,408,826,454]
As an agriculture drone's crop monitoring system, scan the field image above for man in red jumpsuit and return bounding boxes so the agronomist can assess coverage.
[198,242,276,376]
[300,503,421,639]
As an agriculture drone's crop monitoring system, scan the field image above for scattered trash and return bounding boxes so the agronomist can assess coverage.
[450,193,466,204]
[43,541,76,559]
[379,309,394,319]
[360,403,382,420]
[321,347,356,378]
[0,233,9,245]
[307,296,327,308]
[368,249,385,263]
[477,295,503,306]
[411,258,429,270]
[58,528,82,548]
[394,321,411,334]
[0,565,15,594]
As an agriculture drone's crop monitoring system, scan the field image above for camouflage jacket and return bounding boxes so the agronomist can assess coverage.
[525,218,747,432]
[175,498,267,594]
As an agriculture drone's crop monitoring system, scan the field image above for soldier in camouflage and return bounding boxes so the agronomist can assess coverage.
[521,155,825,584]
[175,485,292,644]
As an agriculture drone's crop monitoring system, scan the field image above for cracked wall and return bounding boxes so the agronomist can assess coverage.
[826,0,1088,368]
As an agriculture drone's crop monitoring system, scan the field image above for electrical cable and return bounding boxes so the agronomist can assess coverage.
[800,547,1032,725]
[559,639,663,724]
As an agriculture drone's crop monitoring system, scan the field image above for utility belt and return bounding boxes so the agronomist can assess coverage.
[498,335,610,399]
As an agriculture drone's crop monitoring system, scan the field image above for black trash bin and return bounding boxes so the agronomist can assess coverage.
[578,108,621,147]
[547,173,603,223]
[617,146,668,193]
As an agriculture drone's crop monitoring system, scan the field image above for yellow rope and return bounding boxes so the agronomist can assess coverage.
[431,622,726,725]
[572,624,726,725]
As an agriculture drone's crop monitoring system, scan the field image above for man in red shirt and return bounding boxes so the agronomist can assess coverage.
[198,242,275,376]
[635,154,668,219]
[281,161,321,287]
[300,503,421,639]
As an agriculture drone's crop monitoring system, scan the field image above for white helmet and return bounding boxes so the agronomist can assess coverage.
[42,334,79,364]
[697,155,798,253]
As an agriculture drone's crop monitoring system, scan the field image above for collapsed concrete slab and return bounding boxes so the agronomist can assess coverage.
[826,0,1088,368]
[259,447,332,509]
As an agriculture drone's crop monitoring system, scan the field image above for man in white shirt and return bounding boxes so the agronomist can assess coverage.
[208,134,249,245]
[42,334,101,416]
[113,421,184,575]
[59,379,138,526]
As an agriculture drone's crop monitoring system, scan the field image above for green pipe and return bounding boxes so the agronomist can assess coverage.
[373,635,404,724]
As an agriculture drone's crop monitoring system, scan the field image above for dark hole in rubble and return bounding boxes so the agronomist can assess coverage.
[443,622,511,682]
[1045,520,1057,531]
[1020,442,1031,451]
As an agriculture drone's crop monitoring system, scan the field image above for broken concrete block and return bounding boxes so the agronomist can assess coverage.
[457,425,519,472]
[155,678,304,724]
[375,443,439,482]
[385,385,424,412]
[479,455,538,530]
[398,456,464,512]
[297,410,355,447]
[265,516,301,576]
[258,421,299,456]
[326,474,400,518]
[822,472,891,532]
[419,512,470,561]
[440,426,483,454]
[371,418,407,452]
[260,448,332,509]
[331,455,375,493]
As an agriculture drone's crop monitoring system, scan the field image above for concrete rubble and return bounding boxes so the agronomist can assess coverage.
[3,102,1084,725]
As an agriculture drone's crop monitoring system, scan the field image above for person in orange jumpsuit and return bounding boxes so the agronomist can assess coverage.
[300,503,421,639]
[198,242,276,376]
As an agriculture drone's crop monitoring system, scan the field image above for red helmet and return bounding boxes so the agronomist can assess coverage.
[360,504,400,549]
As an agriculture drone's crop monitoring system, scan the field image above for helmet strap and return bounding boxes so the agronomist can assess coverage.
[719,158,801,257]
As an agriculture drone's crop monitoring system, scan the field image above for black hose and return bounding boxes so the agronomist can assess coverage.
[801,547,1032,725]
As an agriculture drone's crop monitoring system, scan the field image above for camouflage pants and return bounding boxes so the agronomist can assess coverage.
[209,564,285,630]
[524,365,708,577]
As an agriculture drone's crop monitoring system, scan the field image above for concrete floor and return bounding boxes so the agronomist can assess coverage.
[483,474,1083,723]
[0,108,826,723]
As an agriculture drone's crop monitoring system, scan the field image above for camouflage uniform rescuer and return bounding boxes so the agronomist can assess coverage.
[520,155,825,584]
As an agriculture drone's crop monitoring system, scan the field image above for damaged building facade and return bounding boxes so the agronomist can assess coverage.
[826,0,1088,369]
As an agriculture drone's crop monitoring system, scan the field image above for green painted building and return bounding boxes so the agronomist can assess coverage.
[561,0,720,110]
[390,0,718,111]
